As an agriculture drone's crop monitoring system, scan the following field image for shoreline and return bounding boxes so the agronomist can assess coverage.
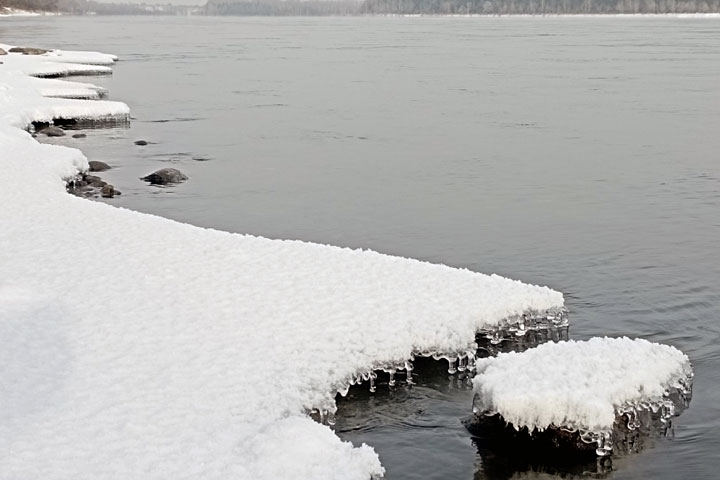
[0,44,565,479]
[0,40,693,478]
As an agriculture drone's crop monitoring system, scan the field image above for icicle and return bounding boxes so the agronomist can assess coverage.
[467,352,477,372]
[388,368,396,387]
[405,360,415,385]
[369,372,376,393]
[447,356,457,375]
[457,355,467,372]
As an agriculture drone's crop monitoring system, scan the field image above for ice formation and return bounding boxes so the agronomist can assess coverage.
[471,337,693,456]
[0,47,564,479]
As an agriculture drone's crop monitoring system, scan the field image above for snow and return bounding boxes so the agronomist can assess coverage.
[0,8,41,17]
[1,43,116,74]
[472,337,692,434]
[1,48,565,479]
[0,61,128,127]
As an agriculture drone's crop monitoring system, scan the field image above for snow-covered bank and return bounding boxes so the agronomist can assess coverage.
[0,47,565,479]
[471,337,693,455]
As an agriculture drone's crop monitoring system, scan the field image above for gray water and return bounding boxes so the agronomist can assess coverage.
[2,15,719,479]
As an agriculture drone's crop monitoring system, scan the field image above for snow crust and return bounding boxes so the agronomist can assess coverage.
[0,48,564,479]
[472,337,692,433]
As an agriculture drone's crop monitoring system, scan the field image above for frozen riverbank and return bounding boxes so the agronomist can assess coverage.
[0,46,566,479]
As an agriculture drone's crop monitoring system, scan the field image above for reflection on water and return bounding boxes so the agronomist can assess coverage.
[471,434,612,480]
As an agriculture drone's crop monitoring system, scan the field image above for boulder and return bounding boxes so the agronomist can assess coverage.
[85,175,107,188]
[88,161,111,172]
[101,184,119,198]
[141,168,188,185]
[41,126,65,137]
[134,140,148,146]
[8,47,49,55]
[0,48,7,55]
[72,133,87,139]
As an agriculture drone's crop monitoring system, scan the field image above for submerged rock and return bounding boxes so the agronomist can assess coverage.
[72,133,87,139]
[9,47,49,55]
[88,161,111,172]
[141,168,187,185]
[134,140,148,146]
[41,126,65,137]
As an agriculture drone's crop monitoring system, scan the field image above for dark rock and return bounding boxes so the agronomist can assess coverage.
[9,47,50,55]
[134,140,149,146]
[41,126,66,137]
[85,175,107,188]
[72,133,87,139]
[88,161,111,172]
[0,48,7,56]
[101,185,117,198]
[141,168,188,185]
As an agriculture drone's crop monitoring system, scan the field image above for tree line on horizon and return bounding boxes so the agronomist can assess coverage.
[3,0,719,17]
[1,0,194,14]
[202,0,720,14]
[1,0,58,12]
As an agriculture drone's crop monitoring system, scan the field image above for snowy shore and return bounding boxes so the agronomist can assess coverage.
[0,46,565,479]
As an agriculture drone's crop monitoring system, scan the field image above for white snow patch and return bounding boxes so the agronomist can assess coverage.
[472,337,692,434]
[0,48,565,479]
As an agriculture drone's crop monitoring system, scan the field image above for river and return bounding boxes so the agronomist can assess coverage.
[1,14,718,479]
